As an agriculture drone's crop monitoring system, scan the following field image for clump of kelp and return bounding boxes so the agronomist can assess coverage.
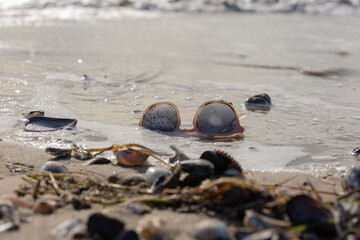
[2,143,360,239]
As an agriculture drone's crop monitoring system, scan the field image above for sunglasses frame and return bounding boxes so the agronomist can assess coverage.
[139,100,245,138]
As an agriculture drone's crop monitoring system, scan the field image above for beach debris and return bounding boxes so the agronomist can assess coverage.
[5,162,34,173]
[45,143,172,168]
[200,150,242,176]
[40,162,69,174]
[192,219,230,240]
[137,215,167,240]
[244,93,272,111]
[169,144,189,163]
[87,213,124,240]
[24,116,77,132]
[351,147,360,156]
[285,194,333,225]
[145,167,171,185]
[83,157,111,166]
[23,111,45,119]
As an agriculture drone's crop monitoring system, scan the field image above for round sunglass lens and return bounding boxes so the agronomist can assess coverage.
[196,103,236,134]
[141,104,178,131]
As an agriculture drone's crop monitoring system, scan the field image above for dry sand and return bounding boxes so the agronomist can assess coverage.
[0,140,344,240]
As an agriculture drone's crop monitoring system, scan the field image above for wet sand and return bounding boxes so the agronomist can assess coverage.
[0,140,344,240]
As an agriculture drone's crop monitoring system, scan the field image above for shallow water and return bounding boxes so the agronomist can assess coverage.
[0,12,359,175]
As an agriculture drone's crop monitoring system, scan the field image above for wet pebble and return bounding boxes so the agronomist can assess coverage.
[145,167,171,185]
[223,168,243,177]
[51,219,84,239]
[192,219,230,240]
[40,162,69,174]
[126,201,152,215]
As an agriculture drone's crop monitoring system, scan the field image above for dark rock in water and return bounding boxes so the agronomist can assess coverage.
[285,195,332,225]
[115,230,139,240]
[244,93,272,110]
[24,116,77,132]
[23,111,44,119]
[40,162,69,174]
[180,159,214,187]
[87,213,124,240]
[345,168,360,190]
[351,147,360,156]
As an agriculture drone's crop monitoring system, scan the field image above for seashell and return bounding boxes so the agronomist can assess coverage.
[285,194,332,225]
[137,215,165,240]
[24,116,77,132]
[114,230,139,240]
[23,111,45,119]
[145,167,171,185]
[169,144,189,163]
[87,213,124,240]
[192,219,230,240]
[50,219,84,239]
[244,93,272,110]
[344,168,360,190]
[114,149,150,167]
[83,157,111,166]
[40,161,69,173]
[200,150,242,176]
[180,159,214,187]
[32,200,55,214]
[351,147,360,156]
[32,194,65,214]
[236,228,288,240]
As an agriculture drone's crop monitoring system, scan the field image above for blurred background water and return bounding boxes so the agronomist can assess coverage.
[0,0,359,175]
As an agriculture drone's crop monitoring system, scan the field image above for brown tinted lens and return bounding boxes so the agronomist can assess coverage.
[195,103,236,134]
[141,104,178,131]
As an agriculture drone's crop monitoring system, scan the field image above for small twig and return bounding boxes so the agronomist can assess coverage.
[32,179,41,200]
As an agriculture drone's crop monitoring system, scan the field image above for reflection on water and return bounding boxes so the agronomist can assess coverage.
[0,14,359,174]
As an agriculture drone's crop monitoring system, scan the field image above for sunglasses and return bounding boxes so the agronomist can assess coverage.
[139,100,245,138]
